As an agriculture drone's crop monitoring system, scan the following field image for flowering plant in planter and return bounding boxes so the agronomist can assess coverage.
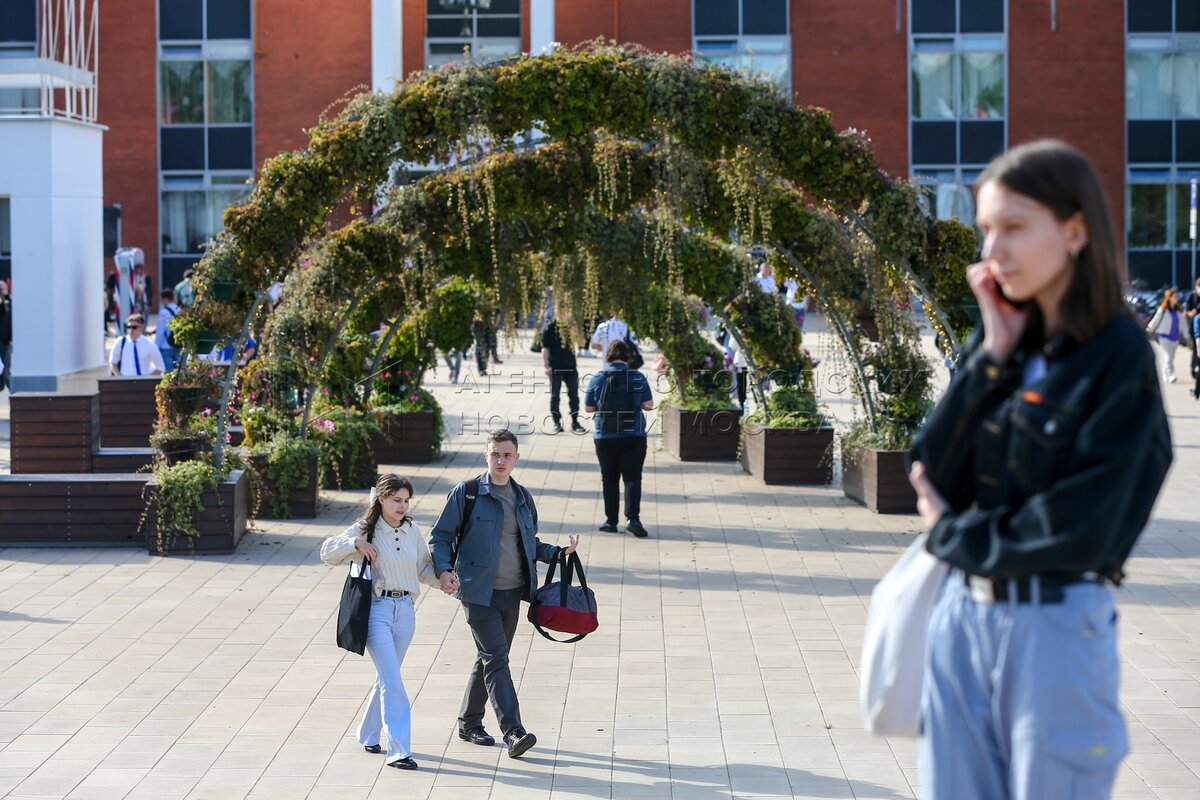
[371,387,446,456]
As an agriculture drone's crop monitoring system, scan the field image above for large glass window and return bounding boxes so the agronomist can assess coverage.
[1128,182,1170,248]
[161,178,249,256]
[1127,38,1200,120]
[0,197,11,257]
[1127,171,1200,254]
[693,1,790,91]
[160,61,205,124]
[158,0,253,283]
[161,190,208,255]
[426,0,521,68]
[911,37,1004,121]
[909,0,1005,222]
[207,59,251,123]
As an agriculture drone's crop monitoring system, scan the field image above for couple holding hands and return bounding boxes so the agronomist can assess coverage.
[320,429,579,770]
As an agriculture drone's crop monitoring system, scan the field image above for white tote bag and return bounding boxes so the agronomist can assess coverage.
[859,532,949,737]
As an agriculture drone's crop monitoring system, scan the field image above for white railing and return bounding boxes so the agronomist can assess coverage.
[0,0,99,123]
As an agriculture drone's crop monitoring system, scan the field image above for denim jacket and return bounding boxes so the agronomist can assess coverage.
[428,472,561,605]
[910,313,1173,582]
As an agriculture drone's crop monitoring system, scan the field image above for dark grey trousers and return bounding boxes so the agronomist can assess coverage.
[458,587,524,735]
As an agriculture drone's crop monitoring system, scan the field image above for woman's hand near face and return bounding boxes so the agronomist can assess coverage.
[354,538,379,560]
[967,262,1029,364]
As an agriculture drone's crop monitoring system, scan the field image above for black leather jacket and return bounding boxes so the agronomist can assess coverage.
[910,312,1173,582]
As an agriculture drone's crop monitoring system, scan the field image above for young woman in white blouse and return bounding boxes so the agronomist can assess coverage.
[320,473,457,770]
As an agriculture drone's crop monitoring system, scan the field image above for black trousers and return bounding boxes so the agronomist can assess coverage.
[549,369,580,424]
[459,587,524,736]
[594,436,648,524]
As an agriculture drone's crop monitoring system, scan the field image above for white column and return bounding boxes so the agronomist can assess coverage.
[0,118,104,391]
[371,0,404,93]
[530,0,556,54]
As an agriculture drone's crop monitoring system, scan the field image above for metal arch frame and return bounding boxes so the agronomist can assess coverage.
[845,209,965,360]
[212,289,270,471]
[768,242,880,433]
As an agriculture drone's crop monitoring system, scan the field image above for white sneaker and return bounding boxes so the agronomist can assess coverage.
[1167,375,1177,383]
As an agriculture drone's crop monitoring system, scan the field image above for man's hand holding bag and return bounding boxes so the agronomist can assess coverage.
[528,549,598,642]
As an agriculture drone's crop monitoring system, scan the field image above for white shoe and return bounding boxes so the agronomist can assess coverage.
[1167,375,1177,383]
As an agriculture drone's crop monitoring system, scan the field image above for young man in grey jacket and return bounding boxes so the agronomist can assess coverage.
[428,429,579,758]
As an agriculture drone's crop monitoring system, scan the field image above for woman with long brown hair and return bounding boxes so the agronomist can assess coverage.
[907,140,1173,798]
[1146,288,1184,382]
[320,474,455,770]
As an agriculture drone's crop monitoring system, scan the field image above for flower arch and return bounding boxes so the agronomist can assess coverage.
[169,43,978,474]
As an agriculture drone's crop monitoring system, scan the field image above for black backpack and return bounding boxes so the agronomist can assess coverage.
[163,304,181,349]
[595,370,640,436]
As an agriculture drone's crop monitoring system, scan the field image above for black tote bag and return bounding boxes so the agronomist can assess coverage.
[336,556,373,655]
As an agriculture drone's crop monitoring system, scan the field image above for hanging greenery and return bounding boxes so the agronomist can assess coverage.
[182,42,978,465]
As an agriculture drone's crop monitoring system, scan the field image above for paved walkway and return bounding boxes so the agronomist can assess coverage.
[0,323,1199,799]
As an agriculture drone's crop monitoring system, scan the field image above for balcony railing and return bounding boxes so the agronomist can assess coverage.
[0,0,98,123]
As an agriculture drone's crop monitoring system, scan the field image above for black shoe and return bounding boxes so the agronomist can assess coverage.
[598,522,619,533]
[505,728,536,758]
[551,421,564,434]
[387,756,418,770]
[571,421,587,434]
[364,744,382,754]
[626,520,649,538]
[458,726,495,746]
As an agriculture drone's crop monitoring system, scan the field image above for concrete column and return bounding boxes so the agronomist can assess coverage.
[0,118,105,392]
[530,0,556,54]
[371,0,404,93]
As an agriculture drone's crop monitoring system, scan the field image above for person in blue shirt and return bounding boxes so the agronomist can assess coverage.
[1191,310,1200,400]
[584,339,655,538]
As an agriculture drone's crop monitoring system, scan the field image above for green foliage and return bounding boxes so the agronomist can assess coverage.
[310,406,380,490]
[248,433,320,518]
[428,277,479,353]
[149,459,221,554]
[182,43,980,455]
[840,417,916,465]
[747,386,827,430]
[321,331,375,407]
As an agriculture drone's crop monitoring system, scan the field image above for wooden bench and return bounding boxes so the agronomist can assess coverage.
[0,474,149,545]
[94,447,156,473]
[97,376,159,447]
[10,393,99,473]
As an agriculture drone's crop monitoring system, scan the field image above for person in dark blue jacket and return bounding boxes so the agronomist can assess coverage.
[908,140,1173,799]
[428,429,578,759]
[585,339,655,538]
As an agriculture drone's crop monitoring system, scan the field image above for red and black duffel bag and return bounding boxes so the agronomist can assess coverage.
[527,549,598,642]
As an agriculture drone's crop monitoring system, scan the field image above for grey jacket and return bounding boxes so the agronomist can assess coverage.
[428,472,560,605]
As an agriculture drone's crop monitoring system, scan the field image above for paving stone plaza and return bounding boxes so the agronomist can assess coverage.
[0,324,1199,800]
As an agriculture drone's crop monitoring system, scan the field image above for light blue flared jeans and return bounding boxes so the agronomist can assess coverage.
[358,595,416,764]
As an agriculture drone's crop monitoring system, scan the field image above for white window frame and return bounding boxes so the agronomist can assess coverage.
[692,1,791,93]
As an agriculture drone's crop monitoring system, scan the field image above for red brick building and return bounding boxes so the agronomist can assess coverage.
[2,1,1197,292]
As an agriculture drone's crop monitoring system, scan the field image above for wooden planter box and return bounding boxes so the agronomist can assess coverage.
[10,393,99,473]
[98,376,159,447]
[662,404,741,461]
[144,470,248,555]
[250,453,318,519]
[742,425,834,485]
[842,449,917,514]
[371,411,435,464]
[0,474,149,545]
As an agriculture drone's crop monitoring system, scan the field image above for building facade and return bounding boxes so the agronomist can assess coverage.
[2,1,1198,294]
